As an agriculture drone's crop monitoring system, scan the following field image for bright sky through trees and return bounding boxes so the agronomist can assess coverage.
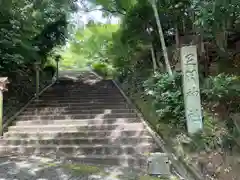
[72,1,120,27]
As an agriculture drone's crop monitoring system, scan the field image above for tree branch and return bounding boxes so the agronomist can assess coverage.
[78,0,126,15]
[79,7,126,15]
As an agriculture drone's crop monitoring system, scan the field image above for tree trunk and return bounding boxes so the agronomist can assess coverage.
[150,0,173,76]
[174,25,180,69]
[175,25,180,49]
[156,52,164,72]
[150,44,157,72]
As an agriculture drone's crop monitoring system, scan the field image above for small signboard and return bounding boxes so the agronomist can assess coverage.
[147,152,170,176]
[180,45,203,134]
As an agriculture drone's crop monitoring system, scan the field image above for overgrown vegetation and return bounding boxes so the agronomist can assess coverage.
[1,0,76,118]
[144,72,186,132]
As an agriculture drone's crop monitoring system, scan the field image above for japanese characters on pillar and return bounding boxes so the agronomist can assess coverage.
[180,45,203,134]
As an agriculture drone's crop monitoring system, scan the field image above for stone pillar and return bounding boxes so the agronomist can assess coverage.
[0,77,9,136]
[35,62,41,101]
[180,45,203,134]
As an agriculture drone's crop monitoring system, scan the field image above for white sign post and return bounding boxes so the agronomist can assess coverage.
[181,45,203,134]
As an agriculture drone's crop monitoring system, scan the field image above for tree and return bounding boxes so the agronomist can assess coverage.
[149,0,173,76]
[60,23,119,69]
[0,0,76,74]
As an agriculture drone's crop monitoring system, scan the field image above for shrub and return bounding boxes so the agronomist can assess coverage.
[141,71,240,146]
[186,112,225,151]
[143,72,186,131]
[43,64,57,78]
[92,62,116,78]
[201,73,240,104]
[201,74,240,131]
[92,62,108,77]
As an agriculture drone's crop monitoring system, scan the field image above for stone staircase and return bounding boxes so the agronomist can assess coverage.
[0,72,158,169]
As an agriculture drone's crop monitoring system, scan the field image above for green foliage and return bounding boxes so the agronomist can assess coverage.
[201,74,240,103]
[0,0,75,74]
[187,113,224,151]
[143,72,240,134]
[92,62,108,77]
[90,0,137,15]
[33,14,68,64]
[201,74,240,118]
[1,0,75,122]
[92,62,115,78]
[144,72,186,131]
[186,112,240,152]
[61,24,119,70]
[43,65,57,78]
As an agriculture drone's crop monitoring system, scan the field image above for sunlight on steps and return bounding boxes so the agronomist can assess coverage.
[0,71,173,179]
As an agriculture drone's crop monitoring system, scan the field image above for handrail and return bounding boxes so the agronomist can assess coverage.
[2,74,56,133]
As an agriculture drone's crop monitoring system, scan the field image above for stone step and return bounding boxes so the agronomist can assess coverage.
[33,98,124,102]
[44,90,119,93]
[52,85,114,88]
[33,101,126,105]
[47,86,117,89]
[0,143,153,156]
[28,104,130,108]
[36,97,122,100]
[35,97,125,100]
[25,105,131,111]
[40,94,123,97]
[57,88,118,92]
[15,118,139,126]
[62,155,147,168]
[16,113,138,120]
[44,84,115,88]
[30,102,127,107]
[54,81,113,86]
[57,77,105,80]
[21,109,135,115]
[53,82,113,85]
[40,92,123,98]
[4,130,150,139]
[49,94,120,98]
[42,91,121,95]
[2,136,153,146]
[31,100,126,105]
[8,123,144,132]
[42,87,118,90]
[29,102,128,107]
[51,82,114,86]
[36,98,125,102]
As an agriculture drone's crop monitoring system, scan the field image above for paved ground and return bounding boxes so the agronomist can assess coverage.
[0,155,146,180]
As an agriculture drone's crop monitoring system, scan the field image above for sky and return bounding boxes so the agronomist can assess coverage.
[72,3,120,27]
[80,9,119,24]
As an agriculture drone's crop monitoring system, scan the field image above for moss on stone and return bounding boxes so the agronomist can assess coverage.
[45,162,105,175]
[139,175,179,180]
[62,164,104,175]
[46,162,58,167]
[139,175,162,180]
